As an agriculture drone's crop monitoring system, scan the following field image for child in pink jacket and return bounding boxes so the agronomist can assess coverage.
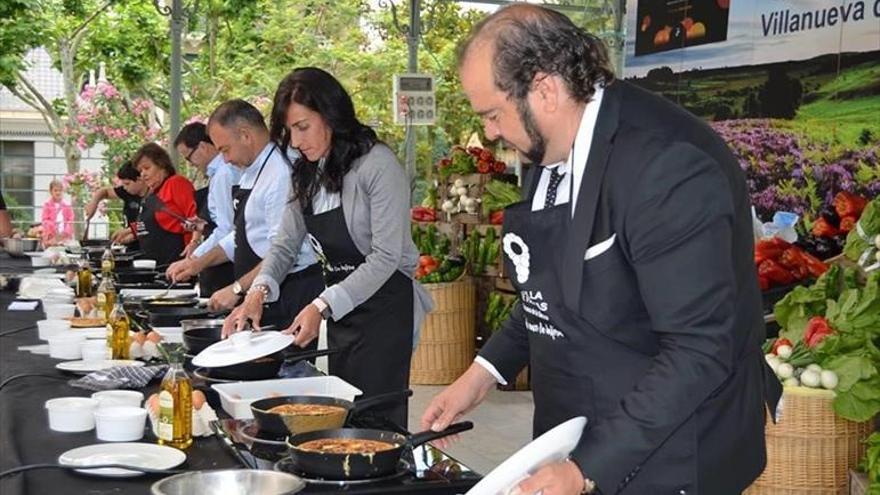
[41,179,74,246]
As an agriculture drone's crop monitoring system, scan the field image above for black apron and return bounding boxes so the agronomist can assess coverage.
[232,146,323,331]
[136,188,185,268]
[303,204,414,428]
[195,184,233,297]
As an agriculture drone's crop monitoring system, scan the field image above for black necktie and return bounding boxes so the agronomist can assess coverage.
[544,167,564,208]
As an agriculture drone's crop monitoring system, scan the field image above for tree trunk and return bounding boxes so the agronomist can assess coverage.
[58,38,85,238]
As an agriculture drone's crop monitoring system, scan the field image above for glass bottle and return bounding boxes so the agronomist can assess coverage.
[75,252,94,298]
[157,361,193,450]
[106,301,130,360]
[96,266,116,323]
[101,246,115,273]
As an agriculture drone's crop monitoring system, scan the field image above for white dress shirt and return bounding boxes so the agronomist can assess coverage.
[477,86,605,385]
[193,153,241,258]
[218,143,317,272]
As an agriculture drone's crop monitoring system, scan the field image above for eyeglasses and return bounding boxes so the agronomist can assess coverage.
[184,146,198,163]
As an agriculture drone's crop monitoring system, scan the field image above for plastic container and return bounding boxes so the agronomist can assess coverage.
[38,319,72,340]
[44,303,76,320]
[94,406,148,441]
[45,397,98,432]
[92,390,144,408]
[133,259,157,270]
[48,333,87,359]
[211,376,362,419]
[81,340,110,362]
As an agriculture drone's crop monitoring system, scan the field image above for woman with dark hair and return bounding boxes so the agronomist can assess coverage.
[132,142,197,267]
[85,161,149,248]
[224,67,431,427]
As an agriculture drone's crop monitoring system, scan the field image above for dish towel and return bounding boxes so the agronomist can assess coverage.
[70,365,168,391]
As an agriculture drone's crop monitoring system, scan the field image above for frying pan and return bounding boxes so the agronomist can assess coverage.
[116,269,159,285]
[250,389,414,437]
[140,297,199,312]
[138,307,215,327]
[285,421,474,480]
[207,347,338,381]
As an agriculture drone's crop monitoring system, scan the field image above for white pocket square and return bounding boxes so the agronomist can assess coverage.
[584,234,616,261]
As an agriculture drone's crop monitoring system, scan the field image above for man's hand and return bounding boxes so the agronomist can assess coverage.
[511,460,587,495]
[111,229,134,244]
[285,303,322,347]
[223,290,267,338]
[420,363,497,448]
[208,285,240,312]
[166,258,199,282]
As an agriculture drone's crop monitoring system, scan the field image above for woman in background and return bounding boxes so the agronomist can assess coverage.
[40,179,74,246]
[132,143,197,267]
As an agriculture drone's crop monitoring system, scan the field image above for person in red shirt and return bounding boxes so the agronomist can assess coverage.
[132,143,197,267]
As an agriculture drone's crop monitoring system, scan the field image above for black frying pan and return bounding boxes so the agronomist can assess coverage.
[250,389,414,437]
[286,421,474,480]
[116,269,159,285]
[208,347,338,381]
[138,307,215,327]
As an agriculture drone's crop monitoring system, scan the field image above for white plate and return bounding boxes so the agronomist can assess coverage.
[56,360,146,374]
[192,330,293,368]
[466,416,588,495]
[58,442,186,477]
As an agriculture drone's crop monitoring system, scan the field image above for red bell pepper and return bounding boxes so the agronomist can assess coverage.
[411,207,436,222]
[804,316,834,348]
[833,191,867,219]
[489,210,504,225]
[492,160,506,173]
[811,218,839,238]
[839,215,857,233]
[771,338,793,355]
[476,160,491,174]
[758,275,770,291]
[758,258,795,286]
[754,238,791,265]
[799,250,829,278]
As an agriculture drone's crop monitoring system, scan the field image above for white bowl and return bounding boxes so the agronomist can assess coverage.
[45,397,98,432]
[133,259,157,270]
[44,303,76,320]
[31,256,51,267]
[94,406,147,441]
[38,319,72,340]
[91,390,144,409]
[81,340,110,362]
[48,333,87,359]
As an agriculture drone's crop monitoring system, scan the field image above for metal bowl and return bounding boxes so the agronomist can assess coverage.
[151,470,305,495]
[3,237,40,257]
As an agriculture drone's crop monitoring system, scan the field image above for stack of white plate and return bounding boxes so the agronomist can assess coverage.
[38,319,72,340]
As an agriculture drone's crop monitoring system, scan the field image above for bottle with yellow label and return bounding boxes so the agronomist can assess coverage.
[96,266,116,323]
[75,253,94,298]
[157,360,193,450]
[106,301,130,360]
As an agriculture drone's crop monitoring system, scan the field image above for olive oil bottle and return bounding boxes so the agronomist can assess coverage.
[106,301,130,360]
[96,265,116,323]
[157,361,193,450]
[101,246,115,273]
[75,253,94,298]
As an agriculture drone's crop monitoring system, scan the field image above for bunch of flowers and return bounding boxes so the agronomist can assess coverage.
[61,170,103,211]
[711,119,880,220]
[65,81,162,177]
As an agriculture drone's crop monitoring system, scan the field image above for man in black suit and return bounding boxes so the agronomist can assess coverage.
[421,5,781,495]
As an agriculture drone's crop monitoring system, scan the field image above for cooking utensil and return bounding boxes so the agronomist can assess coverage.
[250,389,413,437]
[3,237,40,257]
[286,421,474,480]
[208,347,336,381]
[138,307,214,327]
[181,324,277,355]
[151,469,305,495]
[116,269,160,285]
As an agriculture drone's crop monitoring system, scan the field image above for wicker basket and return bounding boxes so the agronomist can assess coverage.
[411,277,476,385]
[745,386,874,495]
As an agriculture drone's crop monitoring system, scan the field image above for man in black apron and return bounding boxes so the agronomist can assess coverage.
[302,205,413,427]
[174,123,239,297]
[166,100,323,332]
[422,6,781,495]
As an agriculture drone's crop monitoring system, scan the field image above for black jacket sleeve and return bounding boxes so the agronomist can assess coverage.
[477,302,531,382]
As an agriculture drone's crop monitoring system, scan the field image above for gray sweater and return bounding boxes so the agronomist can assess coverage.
[252,144,433,343]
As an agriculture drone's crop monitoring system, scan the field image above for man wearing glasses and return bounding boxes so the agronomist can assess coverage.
[172,122,242,297]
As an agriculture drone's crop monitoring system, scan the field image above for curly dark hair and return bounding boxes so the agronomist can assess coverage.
[458,4,615,104]
[269,67,378,207]
[132,143,175,177]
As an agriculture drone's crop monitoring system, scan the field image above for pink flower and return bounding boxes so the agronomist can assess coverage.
[76,135,88,151]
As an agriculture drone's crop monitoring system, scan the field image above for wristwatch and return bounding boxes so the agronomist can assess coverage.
[312,297,332,320]
[232,280,244,297]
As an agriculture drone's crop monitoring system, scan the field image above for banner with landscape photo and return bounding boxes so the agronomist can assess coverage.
[624,0,880,224]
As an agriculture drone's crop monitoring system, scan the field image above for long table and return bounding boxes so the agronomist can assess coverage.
[0,254,242,495]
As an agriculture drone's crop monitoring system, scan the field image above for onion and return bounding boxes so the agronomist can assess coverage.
[800,369,821,388]
[776,345,792,359]
[820,370,839,390]
[806,364,823,373]
[454,179,465,188]
[783,377,800,387]
[776,363,794,379]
